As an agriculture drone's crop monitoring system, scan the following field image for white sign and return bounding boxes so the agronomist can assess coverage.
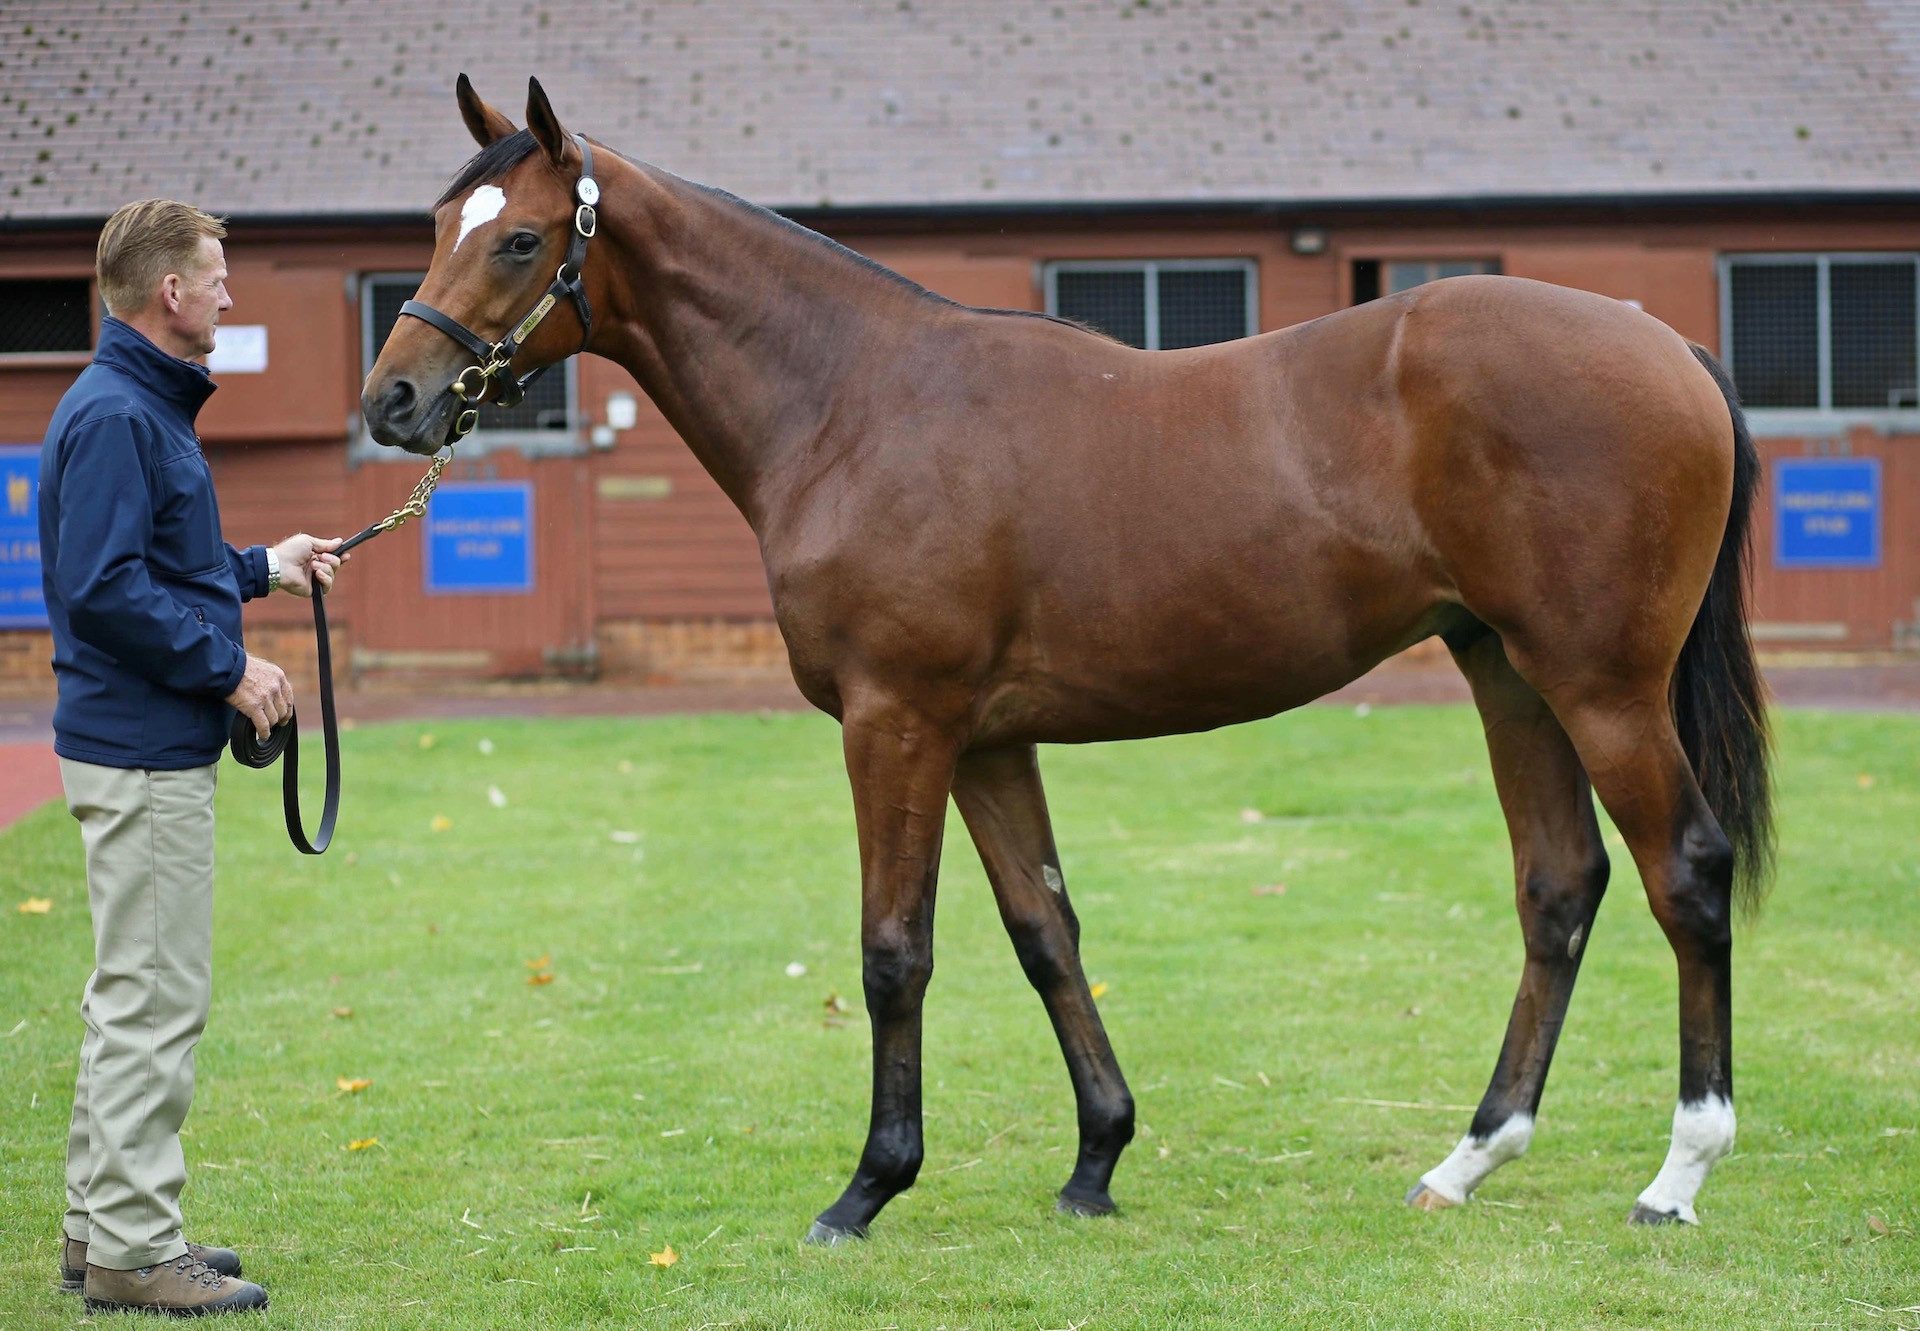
[207,324,269,374]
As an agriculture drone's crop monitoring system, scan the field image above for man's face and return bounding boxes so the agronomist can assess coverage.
[168,235,232,358]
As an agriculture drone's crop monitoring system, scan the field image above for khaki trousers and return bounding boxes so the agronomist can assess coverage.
[59,757,218,1271]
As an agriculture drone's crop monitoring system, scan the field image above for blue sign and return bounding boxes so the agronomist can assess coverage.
[0,445,46,628]
[423,481,534,594]
[1775,458,1880,569]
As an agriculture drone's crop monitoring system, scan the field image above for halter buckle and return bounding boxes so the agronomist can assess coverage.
[451,363,491,400]
[575,203,597,239]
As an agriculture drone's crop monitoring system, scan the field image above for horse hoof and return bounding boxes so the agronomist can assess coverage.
[803,1219,868,1246]
[1627,1203,1695,1227]
[1405,1182,1461,1212]
[1056,1191,1116,1218]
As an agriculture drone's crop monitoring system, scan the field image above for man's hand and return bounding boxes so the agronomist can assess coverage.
[272,534,348,597]
[225,653,293,740]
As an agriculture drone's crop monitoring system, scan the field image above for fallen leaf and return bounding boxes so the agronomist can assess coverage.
[418,733,437,750]
[1238,808,1264,825]
[609,830,640,844]
[344,852,359,867]
[487,786,508,809]
[478,738,495,755]
[785,961,808,978]
[649,1245,678,1268]
[337,1077,372,1094]
[430,815,453,833]
[528,972,556,986]
[525,953,551,970]
[17,898,53,915]
[1858,773,1876,790]
[1867,1213,1891,1236]
[330,1007,354,1020]
[1090,982,1110,1000]
[1354,702,1373,717]
[617,759,634,775]
[346,1137,379,1152]
[823,992,850,1014]
[1251,883,1288,897]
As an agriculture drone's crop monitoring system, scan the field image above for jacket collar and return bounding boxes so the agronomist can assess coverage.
[93,317,218,418]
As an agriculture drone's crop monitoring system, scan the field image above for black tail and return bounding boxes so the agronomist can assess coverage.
[1675,344,1775,915]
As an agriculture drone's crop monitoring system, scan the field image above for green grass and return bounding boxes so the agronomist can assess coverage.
[2,705,1915,1329]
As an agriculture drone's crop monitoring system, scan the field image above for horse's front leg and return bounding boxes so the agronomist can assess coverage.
[806,700,962,1245]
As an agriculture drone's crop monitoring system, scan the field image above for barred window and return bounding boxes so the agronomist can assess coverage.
[1045,260,1256,350]
[360,274,575,435]
[0,278,94,355]
[1351,258,1500,304]
[1724,255,1919,413]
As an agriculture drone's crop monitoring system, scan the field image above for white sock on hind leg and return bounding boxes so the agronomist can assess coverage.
[1634,1095,1736,1224]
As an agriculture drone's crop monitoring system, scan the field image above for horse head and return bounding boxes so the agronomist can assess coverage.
[361,75,606,455]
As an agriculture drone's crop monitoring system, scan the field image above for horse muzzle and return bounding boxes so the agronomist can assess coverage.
[361,377,472,455]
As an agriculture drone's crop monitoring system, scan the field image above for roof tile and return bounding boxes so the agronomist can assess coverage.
[3,0,1918,222]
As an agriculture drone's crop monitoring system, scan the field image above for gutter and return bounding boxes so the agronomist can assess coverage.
[6,189,1920,238]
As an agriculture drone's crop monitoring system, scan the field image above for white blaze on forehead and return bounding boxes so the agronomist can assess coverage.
[454,185,507,252]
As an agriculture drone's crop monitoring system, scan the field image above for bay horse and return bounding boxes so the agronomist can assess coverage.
[363,77,1773,1242]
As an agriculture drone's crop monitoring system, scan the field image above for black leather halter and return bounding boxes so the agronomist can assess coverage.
[398,132,601,437]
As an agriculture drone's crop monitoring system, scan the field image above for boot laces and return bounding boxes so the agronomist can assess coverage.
[167,1253,225,1288]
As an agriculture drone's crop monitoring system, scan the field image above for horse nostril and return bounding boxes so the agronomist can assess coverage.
[385,379,418,420]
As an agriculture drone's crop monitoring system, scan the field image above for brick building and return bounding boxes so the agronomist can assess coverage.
[3,1,1918,694]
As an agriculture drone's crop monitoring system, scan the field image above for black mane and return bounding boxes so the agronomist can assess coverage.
[432,132,1102,338]
[435,129,540,209]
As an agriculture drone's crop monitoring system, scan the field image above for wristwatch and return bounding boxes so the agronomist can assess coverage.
[265,547,282,593]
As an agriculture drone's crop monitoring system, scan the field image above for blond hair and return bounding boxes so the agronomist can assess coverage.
[95,199,227,317]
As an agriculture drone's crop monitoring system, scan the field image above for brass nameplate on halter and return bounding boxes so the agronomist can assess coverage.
[513,294,558,344]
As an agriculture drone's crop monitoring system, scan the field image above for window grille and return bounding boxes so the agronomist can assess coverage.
[0,279,93,355]
[1044,260,1256,349]
[1723,254,1920,417]
[1385,259,1499,295]
[1350,258,1500,305]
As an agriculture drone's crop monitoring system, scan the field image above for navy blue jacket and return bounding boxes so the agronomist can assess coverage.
[40,318,269,770]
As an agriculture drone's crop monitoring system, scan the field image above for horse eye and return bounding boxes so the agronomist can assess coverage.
[505,231,540,255]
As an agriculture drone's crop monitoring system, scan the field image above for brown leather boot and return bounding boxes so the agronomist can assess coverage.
[83,1254,267,1316]
[62,1237,243,1292]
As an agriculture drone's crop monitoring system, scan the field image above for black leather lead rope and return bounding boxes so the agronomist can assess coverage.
[228,457,451,855]
[227,573,343,854]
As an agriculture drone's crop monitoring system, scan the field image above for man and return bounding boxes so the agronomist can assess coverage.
[40,198,345,1317]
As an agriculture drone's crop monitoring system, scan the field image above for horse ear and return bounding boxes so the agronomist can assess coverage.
[456,73,516,148]
[525,76,573,168]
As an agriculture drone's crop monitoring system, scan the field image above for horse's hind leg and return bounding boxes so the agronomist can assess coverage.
[1553,689,1738,1225]
[951,745,1135,1216]
[1407,631,1610,1211]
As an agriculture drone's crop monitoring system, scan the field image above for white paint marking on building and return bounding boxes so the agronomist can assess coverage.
[1635,1095,1736,1224]
[1419,1113,1535,1203]
[455,186,507,252]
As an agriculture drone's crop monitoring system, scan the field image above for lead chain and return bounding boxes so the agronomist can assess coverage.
[373,447,455,534]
